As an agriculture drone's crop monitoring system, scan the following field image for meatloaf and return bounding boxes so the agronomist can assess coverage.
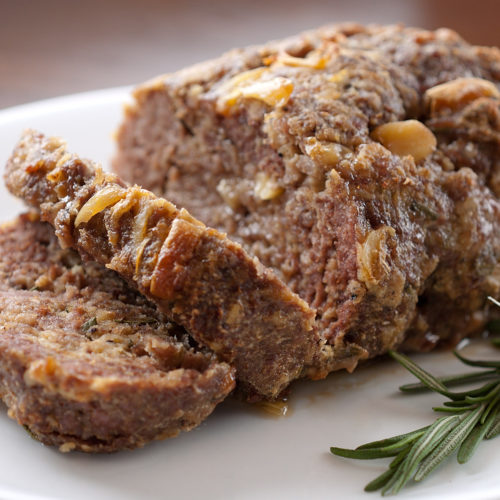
[5,130,318,400]
[0,213,234,452]
[113,23,500,376]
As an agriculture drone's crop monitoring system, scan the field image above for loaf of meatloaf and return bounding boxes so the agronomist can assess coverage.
[5,130,318,400]
[114,23,500,376]
[0,213,234,452]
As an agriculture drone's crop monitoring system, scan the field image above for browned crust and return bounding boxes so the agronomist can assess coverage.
[0,213,235,452]
[113,23,500,374]
[0,333,233,453]
[4,131,319,399]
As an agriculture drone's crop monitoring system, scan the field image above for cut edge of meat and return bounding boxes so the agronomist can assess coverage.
[4,131,320,400]
[0,213,235,452]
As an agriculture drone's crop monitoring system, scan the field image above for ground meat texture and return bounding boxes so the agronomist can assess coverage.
[5,131,318,400]
[424,77,500,196]
[113,23,500,374]
[0,213,235,452]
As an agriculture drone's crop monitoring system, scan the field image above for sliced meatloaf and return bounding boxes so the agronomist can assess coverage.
[113,23,500,375]
[0,213,235,452]
[5,131,318,400]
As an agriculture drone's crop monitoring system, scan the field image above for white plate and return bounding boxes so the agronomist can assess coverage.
[0,89,498,500]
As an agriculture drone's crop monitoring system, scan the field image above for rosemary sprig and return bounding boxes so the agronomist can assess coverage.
[331,342,500,495]
[331,297,500,494]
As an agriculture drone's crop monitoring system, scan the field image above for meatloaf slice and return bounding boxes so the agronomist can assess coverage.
[0,213,234,452]
[5,130,318,400]
[113,23,500,375]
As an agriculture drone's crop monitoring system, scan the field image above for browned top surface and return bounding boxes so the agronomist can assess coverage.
[2,0,500,110]
[113,23,500,375]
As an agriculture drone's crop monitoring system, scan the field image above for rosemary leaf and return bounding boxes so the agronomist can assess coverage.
[389,448,409,470]
[485,412,500,439]
[364,449,408,492]
[399,369,498,393]
[330,439,408,459]
[433,405,476,413]
[448,381,500,401]
[458,407,499,464]
[356,427,429,450]
[482,392,500,424]
[388,351,451,397]
[364,467,396,493]
[444,400,477,408]
[414,405,484,482]
[464,383,500,404]
[454,350,500,369]
[381,415,460,495]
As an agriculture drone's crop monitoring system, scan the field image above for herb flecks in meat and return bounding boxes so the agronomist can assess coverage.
[81,317,97,332]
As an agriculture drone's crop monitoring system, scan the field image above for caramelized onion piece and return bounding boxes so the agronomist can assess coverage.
[254,172,284,200]
[216,67,294,114]
[371,120,436,162]
[425,77,500,114]
[75,186,126,227]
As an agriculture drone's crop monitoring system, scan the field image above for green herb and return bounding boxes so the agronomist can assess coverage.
[486,295,500,340]
[331,331,500,495]
[23,424,38,441]
[81,317,97,332]
[487,319,500,335]
[410,201,438,221]
[118,317,159,325]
